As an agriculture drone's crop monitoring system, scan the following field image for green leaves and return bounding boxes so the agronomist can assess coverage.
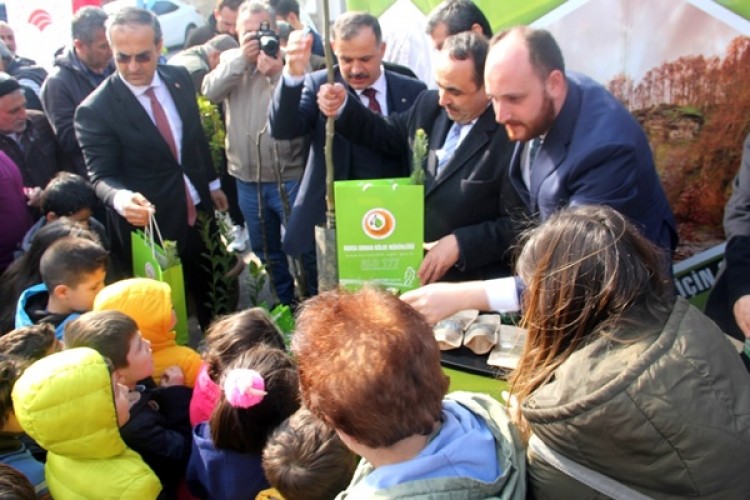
[197,95,226,176]
[410,128,428,185]
[197,212,237,319]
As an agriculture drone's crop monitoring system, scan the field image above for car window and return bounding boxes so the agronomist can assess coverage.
[151,1,178,16]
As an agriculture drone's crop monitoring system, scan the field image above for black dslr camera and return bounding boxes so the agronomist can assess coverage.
[254,21,280,58]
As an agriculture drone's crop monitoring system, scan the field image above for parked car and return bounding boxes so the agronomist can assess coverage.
[104,0,205,48]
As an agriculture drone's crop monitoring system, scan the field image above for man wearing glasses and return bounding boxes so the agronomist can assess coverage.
[74,7,228,328]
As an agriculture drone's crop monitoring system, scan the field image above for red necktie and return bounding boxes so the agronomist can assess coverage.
[362,87,382,115]
[145,87,196,226]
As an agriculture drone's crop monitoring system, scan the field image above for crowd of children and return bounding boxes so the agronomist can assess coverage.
[1,167,748,500]
[0,173,360,499]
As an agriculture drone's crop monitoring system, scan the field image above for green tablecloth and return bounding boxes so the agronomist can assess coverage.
[444,367,508,401]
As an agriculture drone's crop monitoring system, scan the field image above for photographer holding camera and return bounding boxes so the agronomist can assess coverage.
[202,0,317,306]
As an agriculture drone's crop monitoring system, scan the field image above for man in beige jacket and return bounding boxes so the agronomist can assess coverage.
[202,0,314,305]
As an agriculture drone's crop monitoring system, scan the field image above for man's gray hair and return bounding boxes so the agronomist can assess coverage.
[107,7,162,45]
[72,7,108,44]
[238,0,271,19]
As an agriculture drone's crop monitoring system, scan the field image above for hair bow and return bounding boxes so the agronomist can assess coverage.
[222,368,267,408]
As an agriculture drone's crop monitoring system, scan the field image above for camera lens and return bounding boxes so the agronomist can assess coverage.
[260,36,279,58]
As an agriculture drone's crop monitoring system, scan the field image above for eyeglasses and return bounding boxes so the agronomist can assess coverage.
[115,51,153,64]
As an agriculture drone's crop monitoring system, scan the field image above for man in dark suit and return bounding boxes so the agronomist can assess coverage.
[486,27,676,254]
[403,27,677,324]
[318,32,524,284]
[269,12,426,258]
[74,7,228,327]
[705,133,750,368]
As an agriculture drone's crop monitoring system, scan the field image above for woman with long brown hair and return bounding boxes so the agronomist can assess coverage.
[511,205,750,499]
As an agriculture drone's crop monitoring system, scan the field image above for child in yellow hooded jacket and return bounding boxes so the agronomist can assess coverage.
[11,347,161,499]
[93,278,202,387]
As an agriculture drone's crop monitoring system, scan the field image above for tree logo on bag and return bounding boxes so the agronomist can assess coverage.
[362,208,395,240]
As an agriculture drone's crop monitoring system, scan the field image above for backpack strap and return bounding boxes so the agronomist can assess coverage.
[528,434,654,500]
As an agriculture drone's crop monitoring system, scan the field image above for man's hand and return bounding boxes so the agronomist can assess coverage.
[317,83,347,118]
[284,29,313,77]
[160,365,185,387]
[122,192,154,227]
[241,32,261,65]
[401,281,486,325]
[418,234,460,285]
[210,189,228,211]
[733,295,750,338]
[257,50,283,77]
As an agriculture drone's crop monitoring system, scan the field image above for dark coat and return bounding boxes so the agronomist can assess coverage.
[525,298,750,499]
[510,72,677,253]
[0,110,64,188]
[7,56,47,112]
[705,133,750,343]
[187,422,268,500]
[334,90,525,281]
[269,67,426,256]
[41,46,114,176]
[120,384,193,498]
[166,45,210,93]
[184,22,217,49]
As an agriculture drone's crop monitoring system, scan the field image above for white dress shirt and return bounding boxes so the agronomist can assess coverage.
[113,72,219,215]
[284,66,390,117]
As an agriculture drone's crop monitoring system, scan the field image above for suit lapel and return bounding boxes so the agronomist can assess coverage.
[426,107,494,196]
[112,73,178,164]
[112,74,156,133]
[383,71,413,113]
[425,111,451,184]
[528,77,579,211]
[508,143,530,208]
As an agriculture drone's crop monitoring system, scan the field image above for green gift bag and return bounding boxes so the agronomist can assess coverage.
[131,214,189,345]
[335,178,424,293]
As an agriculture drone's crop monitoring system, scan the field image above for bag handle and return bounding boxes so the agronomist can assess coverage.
[144,210,166,258]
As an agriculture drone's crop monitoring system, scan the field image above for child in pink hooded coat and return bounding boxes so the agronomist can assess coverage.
[190,308,285,425]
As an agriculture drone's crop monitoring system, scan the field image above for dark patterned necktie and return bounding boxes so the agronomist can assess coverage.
[362,87,382,115]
